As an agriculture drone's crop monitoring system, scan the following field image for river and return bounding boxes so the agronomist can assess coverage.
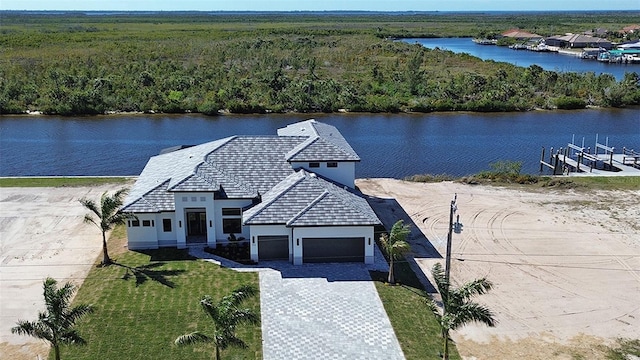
[1,110,638,178]
[402,38,639,81]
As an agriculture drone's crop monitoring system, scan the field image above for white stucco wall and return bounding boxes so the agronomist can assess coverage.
[292,226,375,265]
[291,161,356,188]
[127,213,161,250]
[156,212,177,247]
[248,224,291,262]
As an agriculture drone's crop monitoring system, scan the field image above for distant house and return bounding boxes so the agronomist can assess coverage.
[622,25,640,34]
[583,28,608,37]
[122,120,381,265]
[544,34,612,49]
[501,29,543,40]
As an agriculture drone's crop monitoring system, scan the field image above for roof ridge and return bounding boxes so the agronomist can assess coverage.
[243,172,306,223]
[284,135,319,160]
[286,190,329,227]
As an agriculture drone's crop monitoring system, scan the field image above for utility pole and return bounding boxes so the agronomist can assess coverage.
[444,193,457,284]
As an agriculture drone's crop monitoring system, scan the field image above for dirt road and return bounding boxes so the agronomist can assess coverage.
[357,178,640,359]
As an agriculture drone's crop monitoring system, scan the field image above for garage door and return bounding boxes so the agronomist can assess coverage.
[258,236,289,260]
[302,237,364,263]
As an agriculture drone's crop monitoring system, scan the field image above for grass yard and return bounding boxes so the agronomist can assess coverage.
[62,227,261,360]
[372,261,461,360]
[0,176,133,187]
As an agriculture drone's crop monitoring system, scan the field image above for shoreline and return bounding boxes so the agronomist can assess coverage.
[3,104,638,118]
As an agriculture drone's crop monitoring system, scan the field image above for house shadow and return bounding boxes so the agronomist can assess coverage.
[363,195,442,294]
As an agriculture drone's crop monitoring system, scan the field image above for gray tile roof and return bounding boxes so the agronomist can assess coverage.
[243,170,380,227]
[279,119,360,161]
[123,120,364,216]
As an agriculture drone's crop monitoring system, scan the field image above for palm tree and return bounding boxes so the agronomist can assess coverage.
[79,188,130,266]
[11,277,94,360]
[175,284,259,360]
[427,262,496,360]
[380,219,412,284]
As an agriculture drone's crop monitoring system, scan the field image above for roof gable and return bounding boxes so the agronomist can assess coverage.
[243,170,379,227]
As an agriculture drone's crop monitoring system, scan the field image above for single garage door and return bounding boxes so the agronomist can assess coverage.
[258,236,289,260]
[302,237,364,263]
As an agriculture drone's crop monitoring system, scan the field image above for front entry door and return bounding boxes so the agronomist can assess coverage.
[187,211,207,237]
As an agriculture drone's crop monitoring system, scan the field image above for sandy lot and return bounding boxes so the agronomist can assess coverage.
[357,179,640,359]
[0,184,131,360]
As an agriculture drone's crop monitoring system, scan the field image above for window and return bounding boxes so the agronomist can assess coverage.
[131,219,140,227]
[223,218,242,234]
[142,220,151,227]
[222,208,241,216]
[327,162,338,168]
[163,219,172,232]
[309,162,320,168]
[200,196,206,202]
[222,208,242,234]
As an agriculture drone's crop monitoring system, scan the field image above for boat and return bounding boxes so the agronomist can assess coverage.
[472,38,497,45]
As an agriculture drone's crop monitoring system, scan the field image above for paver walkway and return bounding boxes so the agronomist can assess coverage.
[190,246,405,360]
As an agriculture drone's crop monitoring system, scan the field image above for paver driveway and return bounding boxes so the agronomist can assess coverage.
[191,247,405,360]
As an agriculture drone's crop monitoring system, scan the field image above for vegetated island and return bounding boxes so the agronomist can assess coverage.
[1,11,639,116]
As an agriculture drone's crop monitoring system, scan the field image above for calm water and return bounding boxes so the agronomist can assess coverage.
[403,38,639,81]
[1,111,638,178]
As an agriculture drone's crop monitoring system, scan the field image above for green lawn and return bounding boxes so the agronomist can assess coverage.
[372,261,461,360]
[0,177,133,187]
[63,229,261,360]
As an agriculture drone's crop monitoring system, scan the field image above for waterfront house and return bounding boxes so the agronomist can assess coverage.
[122,119,381,265]
[545,34,612,49]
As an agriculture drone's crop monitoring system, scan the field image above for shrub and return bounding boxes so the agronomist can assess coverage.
[554,96,586,109]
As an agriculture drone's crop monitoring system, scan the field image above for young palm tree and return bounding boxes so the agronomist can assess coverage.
[79,188,130,266]
[11,277,94,360]
[175,284,259,360]
[380,219,411,284]
[427,262,496,360]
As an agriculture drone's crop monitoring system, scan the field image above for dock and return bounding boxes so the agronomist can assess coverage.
[540,137,640,176]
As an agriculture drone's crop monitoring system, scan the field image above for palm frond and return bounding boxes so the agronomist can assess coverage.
[431,263,450,301]
[60,329,88,345]
[79,199,101,218]
[175,331,213,346]
[228,285,258,306]
[452,278,493,301]
[451,302,497,330]
[218,334,248,350]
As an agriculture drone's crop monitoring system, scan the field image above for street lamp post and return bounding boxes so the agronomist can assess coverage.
[444,193,457,284]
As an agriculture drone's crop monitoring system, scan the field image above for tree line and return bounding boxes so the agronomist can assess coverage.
[1,12,639,115]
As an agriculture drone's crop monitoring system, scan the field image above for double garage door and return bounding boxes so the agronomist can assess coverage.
[257,236,365,263]
[302,237,364,263]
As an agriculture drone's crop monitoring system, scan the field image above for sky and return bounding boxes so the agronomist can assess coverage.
[1,0,638,12]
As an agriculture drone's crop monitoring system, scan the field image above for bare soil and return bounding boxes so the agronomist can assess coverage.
[0,184,131,360]
[357,178,640,360]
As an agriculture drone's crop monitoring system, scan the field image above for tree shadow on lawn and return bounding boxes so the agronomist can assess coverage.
[112,248,194,288]
[114,262,185,288]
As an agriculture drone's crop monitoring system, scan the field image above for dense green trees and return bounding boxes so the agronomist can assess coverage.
[1,12,638,115]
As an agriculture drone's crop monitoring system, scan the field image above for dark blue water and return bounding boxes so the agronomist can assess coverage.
[403,38,639,81]
[1,111,638,178]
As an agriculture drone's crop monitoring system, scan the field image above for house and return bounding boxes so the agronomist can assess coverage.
[622,25,640,34]
[544,34,612,49]
[121,119,381,265]
[501,29,543,40]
